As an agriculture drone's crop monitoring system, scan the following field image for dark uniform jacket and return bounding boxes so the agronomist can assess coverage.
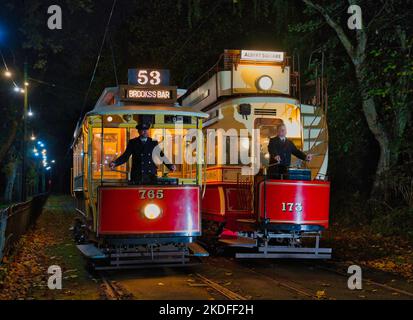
[267,136,307,177]
[113,137,172,183]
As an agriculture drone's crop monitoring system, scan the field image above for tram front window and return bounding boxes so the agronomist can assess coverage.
[92,128,127,179]
[124,127,198,180]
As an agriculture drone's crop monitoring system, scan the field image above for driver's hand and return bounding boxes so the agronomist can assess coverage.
[306,154,313,161]
[170,165,176,172]
[274,155,281,163]
[109,162,116,170]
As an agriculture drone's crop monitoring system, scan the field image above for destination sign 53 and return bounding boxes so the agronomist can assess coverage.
[120,85,177,104]
[128,69,170,86]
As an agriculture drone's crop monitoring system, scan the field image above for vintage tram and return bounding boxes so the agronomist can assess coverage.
[71,69,208,269]
[181,50,331,259]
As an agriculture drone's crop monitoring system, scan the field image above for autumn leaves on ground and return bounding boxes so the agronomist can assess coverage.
[0,195,412,300]
[0,196,99,300]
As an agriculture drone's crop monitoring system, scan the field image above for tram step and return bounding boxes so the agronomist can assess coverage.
[219,237,257,248]
[77,244,107,259]
[188,242,209,257]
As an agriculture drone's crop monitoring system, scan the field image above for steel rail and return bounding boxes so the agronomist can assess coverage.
[195,273,248,300]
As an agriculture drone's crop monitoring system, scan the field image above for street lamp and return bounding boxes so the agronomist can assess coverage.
[4,70,12,78]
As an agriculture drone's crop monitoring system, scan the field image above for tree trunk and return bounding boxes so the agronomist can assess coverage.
[0,120,18,165]
[3,159,18,203]
[354,64,390,195]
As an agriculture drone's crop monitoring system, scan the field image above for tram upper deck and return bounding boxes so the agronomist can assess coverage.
[181,49,328,180]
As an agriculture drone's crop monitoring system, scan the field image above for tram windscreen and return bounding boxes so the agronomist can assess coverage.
[131,128,197,179]
[91,127,198,181]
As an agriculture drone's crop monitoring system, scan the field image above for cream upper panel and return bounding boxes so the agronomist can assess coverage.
[230,64,290,95]
[184,64,291,112]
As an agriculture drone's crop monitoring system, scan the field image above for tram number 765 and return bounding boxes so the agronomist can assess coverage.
[139,189,164,199]
[281,202,303,213]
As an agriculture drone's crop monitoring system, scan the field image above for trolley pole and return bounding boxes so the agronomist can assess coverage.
[21,61,28,201]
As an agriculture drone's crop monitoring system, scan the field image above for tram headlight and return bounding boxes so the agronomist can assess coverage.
[143,204,161,220]
[256,75,273,91]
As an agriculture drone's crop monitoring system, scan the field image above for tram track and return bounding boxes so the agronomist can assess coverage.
[195,273,248,300]
[313,263,413,298]
[237,265,315,299]
[203,257,315,299]
[99,272,135,300]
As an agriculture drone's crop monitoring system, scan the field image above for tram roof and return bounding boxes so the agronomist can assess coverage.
[86,86,209,118]
[86,104,208,118]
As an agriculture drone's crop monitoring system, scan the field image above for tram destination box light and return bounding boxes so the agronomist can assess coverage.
[120,85,178,104]
[240,50,285,63]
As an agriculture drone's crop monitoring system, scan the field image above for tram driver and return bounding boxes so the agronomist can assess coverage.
[109,123,176,184]
[267,123,312,179]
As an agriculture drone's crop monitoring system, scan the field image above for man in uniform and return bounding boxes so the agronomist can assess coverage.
[267,123,312,179]
[110,123,176,184]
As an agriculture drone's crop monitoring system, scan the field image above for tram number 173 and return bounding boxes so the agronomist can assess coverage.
[281,202,303,213]
[139,189,164,199]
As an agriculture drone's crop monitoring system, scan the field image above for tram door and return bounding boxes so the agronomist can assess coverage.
[254,118,283,169]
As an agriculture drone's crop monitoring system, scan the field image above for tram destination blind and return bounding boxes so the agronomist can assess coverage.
[120,85,178,104]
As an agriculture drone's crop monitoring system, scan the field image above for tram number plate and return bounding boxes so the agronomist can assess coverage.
[281,202,303,213]
[139,189,164,199]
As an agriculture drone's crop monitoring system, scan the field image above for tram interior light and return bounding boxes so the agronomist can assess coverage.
[256,75,273,91]
[107,116,113,122]
[144,204,162,220]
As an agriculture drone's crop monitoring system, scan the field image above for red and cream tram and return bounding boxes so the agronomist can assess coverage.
[181,50,331,259]
[71,69,208,269]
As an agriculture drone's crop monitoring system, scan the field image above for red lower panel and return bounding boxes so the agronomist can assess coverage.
[98,186,200,235]
[259,180,330,228]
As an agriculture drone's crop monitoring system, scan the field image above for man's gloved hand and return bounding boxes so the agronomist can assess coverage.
[170,165,177,172]
[306,154,313,161]
[109,162,116,170]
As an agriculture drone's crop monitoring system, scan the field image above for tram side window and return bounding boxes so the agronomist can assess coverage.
[92,128,127,179]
